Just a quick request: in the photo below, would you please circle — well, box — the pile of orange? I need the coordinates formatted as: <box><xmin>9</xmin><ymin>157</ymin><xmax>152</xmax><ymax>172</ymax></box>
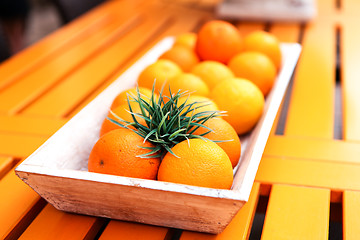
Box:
<box><xmin>88</xmin><ymin>20</ymin><xmax>283</xmax><ymax>190</ymax></box>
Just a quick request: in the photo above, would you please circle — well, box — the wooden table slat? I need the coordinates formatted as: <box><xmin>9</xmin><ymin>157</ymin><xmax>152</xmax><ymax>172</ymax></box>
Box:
<box><xmin>237</xmin><ymin>23</ymin><xmax>265</xmax><ymax>36</ymax></box>
<box><xmin>284</xmin><ymin>19</ymin><xmax>336</xmax><ymax>139</ymax></box>
<box><xmin>342</xmin><ymin>18</ymin><xmax>360</xmax><ymax>141</ymax></box>
<box><xmin>0</xmin><ymin>167</ymin><xmax>44</xmax><ymax>239</ymax></box>
<box><xmin>0</xmin><ymin>115</ymin><xmax>66</xmax><ymax>136</ymax></box>
<box><xmin>256</xmin><ymin>156</ymin><xmax>360</xmax><ymax>192</ymax></box>
<box><xmin>20</xmin><ymin>5</ymin><xmax>177</xmax><ymax>118</ymax></box>
<box><xmin>0</xmin><ymin>0</ymin><xmax>130</xmax><ymax>91</ymax></box>
<box><xmin>0</xmin><ymin>9</ymin><xmax>146</xmax><ymax>115</ymax></box>
<box><xmin>0</xmin><ymin>132</ymin><xmax>47</xmax><ymax>158</ymax></box>
<box><xmin>19</xmin><ymin>204</ymin><xmax>103</xmax><ymax>240</ymax></box>
<box><xmin>269</xmin><ymin>23</ymin><xmax>301</xmax><ymax>43</ymax></box>
<box><xmin>99</xmin><ymin>220</ymin><xmax>169</xmax><ymax>240</ymax></box>
<box><xmin>343</xmin><ymin>190</ymin><xmax>360</xmax><ymax>240</ymax></box>
<box><xmin>261</xmin><ymin>184</ymin><xmax>330</xmax><ymax>240</ymax></box>
<box><xmin>67</xmin><ymin>5</ymin><xmax>206</xmax><ymax>117</ymax></box>
<box><xmin>342</xmin><ymin>0</ymin><xmax>360</xmax><ymax>17</ymax></box>
<box><xmin>316</xmin><ymin>0</ymin><xmax>338</xmax><ymax>16</ymax></box>
<box><xmin>264</xmin><ymin>135</ymin><xmax>360</xmax><ymax>164</ymax></box>
<box><xmin>0</xmin><ymin>156</ymin><xmax>15</xmax><ymax>180</ymax></box>
<box><xmin>268</xmin><ymin>23</ymin><xmax>301</xmax><ymax>136</ymax></box>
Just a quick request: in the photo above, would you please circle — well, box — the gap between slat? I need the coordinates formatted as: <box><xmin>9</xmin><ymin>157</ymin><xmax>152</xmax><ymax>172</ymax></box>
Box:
<box><xmin>336</xmin><ymin>0</ymin><xmax>342</xmax><ymax>10</ymax></box>
<box><xmin>87</xmin><ymin>218</ymin><xmax>110</xmax><ymax>240</ymax></box>
<box><xmin>264</xmin><ymin>22</ymin><xmax>271</xmax><ymax>32</ymax></box>
<box><xmin>329</xmin><ymin>200</ymin><xmax>343</xmax><ymax>240</ymax></box>
<box><xmin>166</xmin><ymin>229</ymin><xmax>183</xmax><ymax>240</ymax></box>
<box><xmin>275</xmin><ymin>24</ymin><xmax>305</xmax><ymax>135</ymax></box>
<box><xmin>0</xmin><ymin>157</ymin><xmax>19</xmax><ymax>180</ymax></box>
<box><xmin>334</xmin><ymin>26</ymin><xmax>343</xmax><ymax>140</ymax></box>
<box><xmin>249</xmin><ymin>185</ymin><xmax>271</xmax><ymax>240</ymax></box>
<box><xmin>4</xmin><ymin>198</ymin><xmax>47</xmax><ymax>240</ymax></box>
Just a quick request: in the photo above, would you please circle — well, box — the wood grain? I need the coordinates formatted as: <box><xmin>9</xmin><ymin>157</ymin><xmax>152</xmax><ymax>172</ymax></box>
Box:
<box><xmin>343</xmin><ymin>190</ymin><xmax>360</xmax><ymax>240</ymax></box>
<box><xmin>180</xmin><ymin>183</ymin><xmax>260</xmax><ymax>240</ymax></box>
<box><xmin>284</xmin><ymin>19</ymin><xmax>335</xmax><ymax>138</ymax></box>
<box><xmin>264</xmin><ymin>135</ymin><xmax>360</xmax><ymax>164</ymax></box>
<box><xmin>0</xmin><ymin>115</ymin><xmax>66</xmax><ymax>136</ymax></box>
<box><xmin>19</xmin><ymin>204</ymin><xmax>103</xmax><ymax>240</ymax></box>
<box><xmin>0</xmin><ymin>133</ymin><xmax>47</xmax><ymax>158</ymax></box>
<box><xmin>261</xmin><ymin>184</ymin><xmax>330</xmax><ymax>239</ymax></box>
<box><xmin>16</xmin><ymin>170</ymin><xmax>244</xmax><ymax>234</ymax></box>
<box><xmin>342</xmin><ymin>17</ymin><xmax>360</xmax><ymax>141</ymax></box>
<box><xmin>99</xmin><ymin>220</ymin><xmax>168</xmax><ymax>240</ymax></box>
<box><xmin>0</xmin><ymin>167</ymin><xmax>44</xmax><ymax>239</ymax></box>
<box><xmin>256</xmin><ymin>156</ymin><xmax>360</xmax><ymax>192</ymax></box>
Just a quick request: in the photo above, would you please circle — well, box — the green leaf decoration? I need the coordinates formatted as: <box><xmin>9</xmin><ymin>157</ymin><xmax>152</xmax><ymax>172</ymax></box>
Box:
<box><xmin>108</xmin><ymin>83</ymin><xmax>226</xmax><ymax>158</ymax></box>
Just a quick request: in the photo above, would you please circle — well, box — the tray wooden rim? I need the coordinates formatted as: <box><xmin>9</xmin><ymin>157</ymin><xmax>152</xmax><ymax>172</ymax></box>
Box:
<box><xmin>15</xmin><ymin>37</ymin><xmax>301</xmax><ymax>203</ymax></box>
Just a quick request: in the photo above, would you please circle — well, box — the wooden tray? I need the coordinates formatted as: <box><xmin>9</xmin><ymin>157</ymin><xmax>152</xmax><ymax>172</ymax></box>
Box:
<box><xmin>15</xmin><ymin>37</ymin><xmax>301</xmax><ymax>234</ymax></box>
<box><xmin>217</xmin><ymin>0</ymin><xmax>317</xmax><ymax>22</ymax></box>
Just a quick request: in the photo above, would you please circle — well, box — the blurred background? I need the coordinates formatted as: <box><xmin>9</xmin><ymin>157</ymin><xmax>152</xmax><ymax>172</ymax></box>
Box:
<box><xmin>0</xmin><ymin>0</ymin><xmax>104</xmax><ymax>62</ymax></box>
<box><xmin>0</xmin><ymin>0</ymin><xmax>316</xmax><ymax>63</ymax></box>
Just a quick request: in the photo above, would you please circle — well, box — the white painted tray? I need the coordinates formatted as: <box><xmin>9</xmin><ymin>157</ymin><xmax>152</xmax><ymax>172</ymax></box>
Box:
<box><xmin>15</xmin><ymin>37</ymin><xmax>301</xmax><ymax>234</ymax></box>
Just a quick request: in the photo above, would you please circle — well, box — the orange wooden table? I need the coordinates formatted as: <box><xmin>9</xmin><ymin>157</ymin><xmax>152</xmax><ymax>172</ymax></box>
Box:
<box><xmin>1</xmin><ymin>0</ymin><xmax>359</xmax><ymax>239</ymax></box>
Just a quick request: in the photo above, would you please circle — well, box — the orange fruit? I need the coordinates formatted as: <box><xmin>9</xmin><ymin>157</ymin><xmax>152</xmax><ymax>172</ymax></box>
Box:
<box><xmin>228</xmin><ymin>52</ymin><xmax>276</xmax><ymax>96</ymax></box>
<box><xmin>157</xmin><ymin>139</ymin><xmax>233</xmax><ymax>189</ymax></box>
<box><xmin>243</xmin><ymin>30</ymin><xmax>282</xmax><ymax>69</ymax></box>
<box><xmin>193</xmin><ymin>118</ymin><xmax>241</xmax><ymax>168</ymax></box>
<box><xmin>191</xmin><ymin>61</ymin><xmax>234</xmax><ymax>89</ymax></box>
<box><xmin>174</xmin><ymin>32</ymin><xmax>197</xmax><ymax>49</ymax></box>
<box><xmin>163</xmin><ymin>73</ymin><xmax>209</xmax><ymax>98</ymax></box>
<box><xmin>211</xmin><ymin>78</ymin><xmax>264</xmax><ymax>135</ymax></box>
<box><xmin>88</xmin><ymin>129</ymin><xmax>161</xmax><ymax>179</ymax></box>
<box><xmin>100</xmin><ymin>103</ymin><xmax>146</xmax><ymax>136</ymax></box>
<box><xmin>110</xmin><ymin>87</ymin><xmax>154</xmax><ymax>110</ymax></box>
<box><xmin>159</xmin><ymin>45</ymin><xmax>199</xmax><ymax>72</ymax></box>
<box><xmin>195</xmin><ymin>20</ymin><xmax>242</xmax><ymax>63</ymax></box>
<box><xmin>178</xmin><ymin>95</ymin><xmax>219</xmax><ymax>116</ymax></box>
<box><xmin>137</xmin><ymin>59</ymin><xmax>182</xmax><ymax>94</ymax></box>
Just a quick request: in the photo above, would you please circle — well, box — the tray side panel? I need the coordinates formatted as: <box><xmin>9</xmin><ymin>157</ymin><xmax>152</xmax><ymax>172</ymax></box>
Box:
<box><xmin>17</xmin><ymin>171</ymin><xmax>244</xmax><ymax>234</ymax></box>
<box><xmin>16</xmin><ymin>37</ymin><xmax>174</xmax><ymax>171</ymax></box>
<box><xmin>232</xmin><ymin>44</ymin><xmax>302</xmax><ymax>198</ymax></box>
